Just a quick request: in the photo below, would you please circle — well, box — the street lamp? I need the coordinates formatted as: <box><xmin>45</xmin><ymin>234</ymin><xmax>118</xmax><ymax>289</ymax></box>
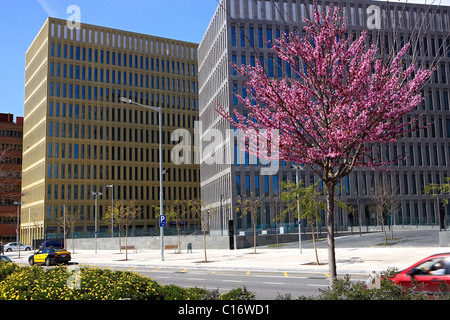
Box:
<box><xmin>292</xmin><ymin>165</ymin><xmax>303</xmax><ymax>254</ymax></box>
<box><xmin>120</xmin><ymin>97</ymin><xmax>165</xmax><ymax>261</ymax></box>
<box><xmin>90</xmin><ymin>192</ymin><xmax>102</xmax><ymax>254</ymax></box>
<box><xmin>13</xmin><ymin>201</ymin><xmax>24</xmax><ymax>258</ymax></box>
<box><xmin>106</xmin><ymin>185</ymin><xmax>114</xmax><ymax>238</ymax></box>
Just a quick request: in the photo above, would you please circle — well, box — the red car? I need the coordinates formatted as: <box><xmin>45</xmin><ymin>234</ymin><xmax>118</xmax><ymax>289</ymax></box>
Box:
<box><xmin>390</xmin><ymin>253</ymin><xmax>450</xmax><ymax>293</ymax></box>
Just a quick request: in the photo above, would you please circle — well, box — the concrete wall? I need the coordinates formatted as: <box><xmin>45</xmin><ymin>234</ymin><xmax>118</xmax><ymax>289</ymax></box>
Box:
<box><xmin>66</xmin><ymin>235</ymin><xmax>230</xmax><ymax>252</ymax></box>
<box><xmin>67</xmin><ymin>232</ymin><xmax>321</xmax><ymax>251</ymax></box>
<box><xmin>439</xmin><ymin>231</ymin><xmax>449</xmax><ymax>247</ymax></box>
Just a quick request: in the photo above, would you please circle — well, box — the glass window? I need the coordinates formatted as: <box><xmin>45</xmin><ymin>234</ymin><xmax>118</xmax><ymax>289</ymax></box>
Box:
<box><xmin>236</xmin><ymin>174</ymin><xmax>241</xmax><ymax>196</ymax></box>
<box><xmin>260</xmin><ymin>176</ymin><xmax>268</xmax><ymax>196</ymax></box>
<box><xmin>245</xmin><ymin>174</ymin><xmax>250</xmax><ymax>196</ymax></box>
<box><xmin>268</xmin><ymin>57</ymin><xmax>274</xmax><ymax>77</ymax></box>
<box><xmin>231</xmin><ymin>26</ymin><xmax>236</xmax><ymax>47</ymax></box>
<box><xmin>258</xmin><ymin>28</ymin><xmax>263</xmax><ymax>48</ymax></box>
<box><xmin>266</xmin><ymin>28</ymin><xmax>272</xmax><ymax>48</ymax></box>
<box><xmin>273</xmin><ymin>175</ymin><xmax>279</xmax><ymax>195</ymax></box>
<box><xmin>414</xmin><ymin>257</ymin><xmax>450</xmax><ymax>275</ymax></box>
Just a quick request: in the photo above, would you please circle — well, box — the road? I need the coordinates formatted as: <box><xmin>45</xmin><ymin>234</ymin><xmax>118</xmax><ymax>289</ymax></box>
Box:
<box><xmin>10</xmin><ymin>228</ymin><xmax>440</xmax><ymax>299</ymax></box>
<box><xmin>113</xmin><ymin>228</ymin><xmax>440</xmax><ymax>299</ymax></box>
<box><xmin>122</xmin><ymin>266</ymin><xmax>365</xmax><ymax>299</ymax></box>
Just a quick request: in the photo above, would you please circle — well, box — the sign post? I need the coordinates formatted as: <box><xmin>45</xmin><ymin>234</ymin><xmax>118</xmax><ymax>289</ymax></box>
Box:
<box><xmin>159</xmin><ymin>215</ymin><xmax>166</xmax><ymax>261</ymax></box>
<box><xmin>159</xmin><ymin>215</ymin><xmax>167</xmax><ymax>228</ymax></box>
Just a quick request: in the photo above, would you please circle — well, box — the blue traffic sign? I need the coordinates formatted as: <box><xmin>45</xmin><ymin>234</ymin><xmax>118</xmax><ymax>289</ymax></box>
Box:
<box><xmin>159</xmin><ymin>215</ymin><xmax>167</xmax><ymax>228</ymax></box>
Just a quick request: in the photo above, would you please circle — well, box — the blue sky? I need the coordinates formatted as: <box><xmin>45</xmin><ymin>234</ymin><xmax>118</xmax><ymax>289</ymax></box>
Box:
<box><xmin>0</xmin><ymin>0</ymin><xmax>219</xmax><ymax>118</ymax></box>
<box><xmin>1</xmin><ymin>0</ymin><xmax>449</xmax><ymax>119</ymax></box>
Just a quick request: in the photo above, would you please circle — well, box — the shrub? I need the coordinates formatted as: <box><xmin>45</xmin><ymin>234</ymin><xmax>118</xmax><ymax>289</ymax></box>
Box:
<box><xmin>220</xmin><ymin>286</ymin><xmax>256</xmax><ymax>300</ymax></box>
<box><xmin>158</xmin><ymin>284</ymin><xmax>211</xmax><ymax>300</ymax></box>
<box><xmin>279</xmin><ymin>269</ymin><xmax>450</xmax><ymax>300</ymax></box>
<box><xmin>0</xmin><ymin>262</ymin><xmax>20</xmax><ymax>282</ymax></box>
<box><xmin>0</xmin><ymin>264</ymin><xmax>162</xmax><ymax>300</ymax></box>
<box><xmin>0</xmin><ymin>263</ymin><xmax>256</xmax><ymax>300</ymax></box>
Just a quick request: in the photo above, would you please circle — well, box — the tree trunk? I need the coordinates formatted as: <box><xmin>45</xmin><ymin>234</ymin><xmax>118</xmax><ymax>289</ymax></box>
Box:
<box><xmin>390</xmin><ymin>208</ymin><xmax>394</xmax><ymax>240</ymax></box>
<box><xmin>310</xmin><ymin>220</ymin><xmax>320</xmax><ymax>265</ymax></box>
<box><xmin>177</xmin><ymin>225</ymin><xmax>181</xmax><ymax>254</ymax></box>
<box><xmin>125</xmin><ymin>226</ymin><xmax>128</xmax><ymax>261</ymax></box>
<box><xmin>203</xmin><ymin>229</ymin><xmax>207</xmax><ymax>263</ymax></box>
<box><xmin>253</xmin><ymin>218</ymin><xmax>257</xmax><ymax>254</ymax></box>
<box><xmin>118</xmin><ymin>225</ymin><xmax>122</xmax><ymax>254</ymax></box>
<box><xmin>326</xmin><ymin>182</ymin><xmax>337</xmax><ymax>285</ymax></box>
<box><xmin>382</xmin><ymin>221</ymin><xmax>387</xmax><ymax>245</ymax></box>
<box><xmin>276</xmin><ymin>220</ymin><xmax>279</xmax><ymax>246</ymax></box>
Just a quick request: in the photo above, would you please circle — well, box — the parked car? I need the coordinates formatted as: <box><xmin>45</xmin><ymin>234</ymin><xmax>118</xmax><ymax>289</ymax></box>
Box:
<box><xmin>0</xmin><ymin>255</ymin><xmax>13</xmax><ymax>263</ymax></box>
<box><xmin>39</xmin><ymin>240</ymin><xmax>64</xmax><ymax>249</ymax></box>
<box><xmin>29</xmin><ymin>248</ymin><xmax>71</xmax><ymax>266</ymax></box>
<box><xmin>4</xmin><ymin>242</ymin><xmax>32</xmax><ymax>252</ymax></box>
<box><xmin>389</xmin><ymin>253</ymin><xmax>450</xmax><ymax>293</ymax></box>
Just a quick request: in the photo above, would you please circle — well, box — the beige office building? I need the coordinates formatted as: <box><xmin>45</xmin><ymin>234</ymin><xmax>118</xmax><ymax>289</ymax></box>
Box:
<box><xmin>22</xmin><ymin>18</ymin><xmax>200</xmax><ymax>244</ymax></box>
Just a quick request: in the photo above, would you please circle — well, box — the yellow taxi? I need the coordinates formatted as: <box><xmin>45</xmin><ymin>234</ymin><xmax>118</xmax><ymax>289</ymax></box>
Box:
<box><xmin>28</xmin><ymin>248</ymin><xmax>71</xmax><ymax>266</ymax></box>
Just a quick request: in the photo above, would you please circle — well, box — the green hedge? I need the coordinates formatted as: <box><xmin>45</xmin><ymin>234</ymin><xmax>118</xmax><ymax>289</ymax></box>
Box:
<box><xmin>0</xmin><ymin>262</ymin><xmax>255</xmax><ymax>300</ymax></box>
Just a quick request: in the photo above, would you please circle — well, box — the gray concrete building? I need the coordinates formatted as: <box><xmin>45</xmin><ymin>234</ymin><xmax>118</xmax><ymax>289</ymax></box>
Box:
<box><xmin>198</xmin><ymin>0</ymin><xmax>450</xmax><ymax>245</ymax></box>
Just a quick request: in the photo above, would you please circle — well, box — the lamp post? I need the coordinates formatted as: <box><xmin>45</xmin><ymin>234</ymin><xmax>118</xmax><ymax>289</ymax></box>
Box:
<box><xmin>106</xmin><ymin>185</ymin><xmax>114</xmax><ymax>238</ymax></box>
<box><xmin>355</xmin><ymin>191</ymin><xmax>362</xmax><ymax>236</ymax></box>
<box><xmin>90</xmin><ymin>192</ymin><xmax>102</xmax><ymax>254</ymax></box>
<box><xmin>291</xmin><ymin>165</ymin><xmax>303</xmax><ymax>254</ymax></box>
<box><xmin>120</xmin><ymin>97</ymin><xmax>164</xmax><ymax>261</ymax></box>
<box><xmin>13</xmin><ymin>201</ymin><xmax>24</xmax><ymax>258</ymax></box>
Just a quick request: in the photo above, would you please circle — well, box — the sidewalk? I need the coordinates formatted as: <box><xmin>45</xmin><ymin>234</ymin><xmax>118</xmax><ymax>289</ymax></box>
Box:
<box><xmin>8</xmin><ymin>229</ymin><xmax>449</xmax><ymax>275</ymax></box>
<box><xmin>9</xmin><ymin>246</ymin><xmax>448</xmax><ymax>275</ymax></box>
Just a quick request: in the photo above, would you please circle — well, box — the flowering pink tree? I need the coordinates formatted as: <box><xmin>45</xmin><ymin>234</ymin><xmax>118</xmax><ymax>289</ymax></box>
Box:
<box><xmin>219</xmin><ymin>6</ymin><xmax>431</xmax><ymax>284</ymax></box>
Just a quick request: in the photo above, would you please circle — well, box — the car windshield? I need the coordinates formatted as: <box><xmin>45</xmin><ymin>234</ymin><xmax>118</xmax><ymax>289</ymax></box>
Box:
<box><xmin>415</xmin><ymin>257</ymin><xmax>450</xmax><ymax>274</ymax></box>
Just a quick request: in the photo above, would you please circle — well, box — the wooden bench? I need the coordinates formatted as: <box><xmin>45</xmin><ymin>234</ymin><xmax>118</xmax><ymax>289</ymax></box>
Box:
<box><xmin>164</xmin><ymin>244</ymin><xmax>179</xmax><ymax>252</ymax></box>
<box><xmin>120</xmin><ymin>245</ymin><xmax>137</xmax><ymax>253</ymax></box>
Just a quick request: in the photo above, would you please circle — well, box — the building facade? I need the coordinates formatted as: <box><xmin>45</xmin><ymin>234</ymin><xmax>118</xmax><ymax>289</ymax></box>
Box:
<box><xmin>0</xmin><ymin>114</ymin><xmax>23</xmax><ymax>242</ymax></box>
<box><xmin>198</xmin><ymin>0</ymin><xmax>450</xmax><ymax>238</ymax></box>
<box><xmin>22</xmin><ymin>18</ymin><xmax>200</xmax><ymax>244</ymax></box>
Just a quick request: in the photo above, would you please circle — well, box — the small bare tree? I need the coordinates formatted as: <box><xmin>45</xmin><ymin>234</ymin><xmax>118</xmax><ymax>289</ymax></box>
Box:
<box><xmin>104</xmin><ymin>200</ymin><xmax>139</xmax><ymax>258</ymax></box>
<box><xmin>236</xmin><ymin>194</ymin><xmax>262</xmax><ymax>254</ymax></box>
<box><xmin>187</xmin><ymin>198</ymin><xmax>203</xmax><ymax>234</ymax></box>
<box><xmin>281</xmin><ymin>180</ymin><xmax>324</xmax><ymax>265</ymax></box>
<box><xmin>200</xmin><ymin>204</ymin><xmax>215</xmax><ymax>263</ymax></box>
<box><xmin>57</xmin><ymin>206</ymin><xmax>69</xmax><ymax>250</ymax></box>
<box><xmin>120</xmin><ymin>201</ymin><xmax>140</xmax><ymax>261</ymax></box>
<box><xmin>369</xmin><ymin>175</ymin><xmax>399</xmax><ymax>245</ymax></box>
<box><xmin>271</xmin><ymin>193</ymin><xmax>285</xmax><ymax>246</ymax></box>
<box><xmin>57</xmin><ymin>206</ymin><xmax>79</xmax><ymax>253</ymax></box>
<box><xmin>165</xmin><ymin>200</ymin><xmax>184</xmax><ymax>254</ymax></box>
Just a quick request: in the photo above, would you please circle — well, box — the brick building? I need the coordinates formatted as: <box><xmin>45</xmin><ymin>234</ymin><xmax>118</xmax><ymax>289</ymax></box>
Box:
<box><xmin>0</xmin><ymin>114</ymin><xmax>23</xmax><ymax>242</ymax></box>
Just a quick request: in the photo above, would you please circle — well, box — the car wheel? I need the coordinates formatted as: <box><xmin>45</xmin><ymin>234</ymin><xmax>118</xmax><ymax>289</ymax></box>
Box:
<box><xmin>45</xmin><ymin>257</ymin><xmax>51</xmax><ymax>266</ymax></box>
<box><xmin>6</xmin><ymin>248</ymin><xmax>11</xmax><ymax>252</ymax></box>
<box><xmin>29</xmin><ymin>258</ymin><xmax>34</xmax><ymax>266</ymax></box>
<box><xmin>25</xmin><ymin>247</ymin><xmax>31</xmax><ymax>251</ymax></box>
